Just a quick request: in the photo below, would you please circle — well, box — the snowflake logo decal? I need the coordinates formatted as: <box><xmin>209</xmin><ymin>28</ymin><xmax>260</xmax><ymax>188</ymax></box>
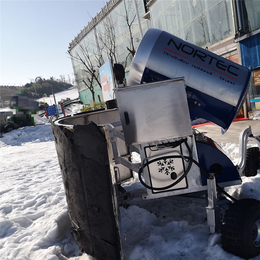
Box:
<box><xmin>157</xmin><ymin>159</ymin><xmax>175</xmax><ymax>175</ymax></box>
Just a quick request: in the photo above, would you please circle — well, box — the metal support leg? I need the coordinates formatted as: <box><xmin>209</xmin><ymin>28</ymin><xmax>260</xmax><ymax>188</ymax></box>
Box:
<box><xmin>206</xmin><ymin>174</ymin><xmax>217</xmax><ymax>234</ymax></box>
<box><xmin>237</xmin><ymin>126</ymin><xmax>252</xmax><ymax>173</ymax></box>
<box><xmin>104</xmin><ymin>124</ymin><xmax>141</xmax><ymax>173</ymax></box>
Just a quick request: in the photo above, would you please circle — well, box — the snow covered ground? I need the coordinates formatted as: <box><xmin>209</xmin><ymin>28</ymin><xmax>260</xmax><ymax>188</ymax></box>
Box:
<box><xmin>37</xmin><ymin>87</ymin><xmax>79</xmax><ymax>106</ymax></box>
<box><xmin>37</xmin><ymin>87</ymin><xmax>83</xmax><ymax>118</ymax></box>
<box><xmin>0</xmin><ymin>120</ymin><xmax>82</xmax><ymax>260</ymax></box>
<box><xmin>1</xmin><ymin>111</ymin><xmax>260</xmax><ymax>259</ymax></box>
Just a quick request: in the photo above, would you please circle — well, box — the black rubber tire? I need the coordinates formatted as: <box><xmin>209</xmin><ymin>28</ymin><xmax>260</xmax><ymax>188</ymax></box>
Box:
<box><xmin>3</xmin><ymin>125</ymin><xmax>13</xmax><ymax>133</ymax></box>
<box><xmin>52</xmin><ymin>122</ymin><xmax>122</xmax><ymax>260</ymax></box>
<box><xmin>222</xmin><ymin>199</ymin><xmax>260</xmax><ymax>259</ymax></box>
<box><xmin>243</xmin><ymin>147</ymin><xmax>260</xmax><ymax>177</ymax></box>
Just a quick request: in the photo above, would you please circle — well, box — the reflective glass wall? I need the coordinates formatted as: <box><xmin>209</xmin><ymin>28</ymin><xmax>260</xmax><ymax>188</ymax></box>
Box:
<box><xmin>150</xmin><ymin>0</ymin><xmax>235</xmax><ymax>48</ymax></box>
<box><xmin>70</xmin><ymin>0</ymin><xmax>237</xmax><ymax>103</ymax></box>
<box><xmin>69</xmin><ymin>0</ymin><xmax>148</xmax><ymax>98</ymax></box>
<box><xmin>234</xmin><ymin>0</ymin><xmax>260</xmax><ymax>36</ymax></box>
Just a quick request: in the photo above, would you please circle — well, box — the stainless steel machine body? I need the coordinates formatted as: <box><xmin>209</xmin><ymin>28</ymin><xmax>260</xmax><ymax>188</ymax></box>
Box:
<box><xmin>115</xmin><ymin>78</ymin><xmax>192</xmax><ymax>145</ymax></box>
<box><xmin>113</xmin><ymin>79</ymin><xmax>242</xmax><ymax>199</ymax></box>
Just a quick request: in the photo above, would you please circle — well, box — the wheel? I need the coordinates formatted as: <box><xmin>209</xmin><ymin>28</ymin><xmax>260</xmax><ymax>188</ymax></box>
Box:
<box><xmin>221</xmin><ymin>199</ymin><xmax>260</xmax><ymax>259</ymax></box>
<box><xmin>243</xmin><ymin>147</ymin><xmax>260</xmax><ymax>177</ymax></box>
<box><xmin>52</xmin><ymin>122</ymin><xmax>122</xmax><ymax>259</ymax></box>
<box><xmin>3</xmin><ymin>125</ymin><xmax>13</xmax><ymax>133</ymax></box>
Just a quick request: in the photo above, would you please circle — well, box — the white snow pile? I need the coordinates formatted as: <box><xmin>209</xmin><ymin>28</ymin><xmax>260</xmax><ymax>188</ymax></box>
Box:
<box><xmin>37</xmin><ymin>87</ymin><xmax>83</xmax><ymax>118</ymax></box>
<box><xmin>250</xmin><ymin>112</ymin><xmax>260</xmax><ymax>120</ymax></box>
<box><xmin>37</xmin><ymin>87</ymin><xmax>79</xmax><ymax>106</ymax></box>
<box><xmin>0</xmin><ymin>122</ymin><xmax>82</xmax><ymax>260</ymax></box>
<box><xmin>1</xmin><ymin>120</ymin><xmax>260</xmax><ymax>260</ymax></box>
<box><xmin>64</xmin><ymin>103</ymin><xmax>83</xmax><ymax>116</ymax></box>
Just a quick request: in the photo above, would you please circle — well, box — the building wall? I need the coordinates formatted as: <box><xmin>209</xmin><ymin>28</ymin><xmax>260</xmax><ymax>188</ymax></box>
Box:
<box><xmin>69</xmin><ymin>0</ymin><xmax>260</xmax><ymax>113</ymax></box>
<box><xmin>69</xmin><ymin>0</ymin><xmax>148</xmax><ymax>104</ymax></box>
<box><xmin>69</xmin><ymin>0</ymin><xmax>238</xmax><ymax>105</ymax></box>
<box><xmin>233</xmin><ymin>0</ymin><xmax>260</xmax><ymax>112</ymax></box>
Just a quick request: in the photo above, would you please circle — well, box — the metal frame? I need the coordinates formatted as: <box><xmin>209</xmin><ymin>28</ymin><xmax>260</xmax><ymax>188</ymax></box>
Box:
<box><xmin>105</xmin><ymin>124</ymin><xmax>141</xmax><ymax>173</ymax></box>
<box><xmin>103</xmin><ymin>122</ymin><xmax>260</xmax><ymax>235</ymax></box>
<box><xmin>207</xmin><ymin>175</ymin><xmax>218</xmax><ymax>234</ymax></box>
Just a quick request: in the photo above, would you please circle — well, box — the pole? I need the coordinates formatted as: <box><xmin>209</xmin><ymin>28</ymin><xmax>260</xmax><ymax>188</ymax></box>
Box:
<box><xmin>44</xmin><ymin>107</ymin><xmax>49</xmax><ymax>119</ymax></box>
<box><xmin>61</xmin><ymin>103</ymin><xmax>66</xmax><ymax>117</ymax></box>
<box><xmin>52</xmin><ymin>88</ymin><xmax>59</xmax><ymax>117</ymax></box>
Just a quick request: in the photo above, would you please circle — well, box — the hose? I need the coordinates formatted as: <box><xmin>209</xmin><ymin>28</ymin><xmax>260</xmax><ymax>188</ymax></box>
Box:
<box><xmin>138</xmin><ymin>140</ymin><xmax>192</xmax><ymax>191</ymax></box>
<box><xmin>138</xmin><ymin>140</ymin><xmax>237</xmax><ymax>201</ymax></box>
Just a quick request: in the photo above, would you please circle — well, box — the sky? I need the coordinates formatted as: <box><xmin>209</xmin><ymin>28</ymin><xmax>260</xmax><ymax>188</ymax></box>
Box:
<box><xmin>0</xmin><ymin>0</ymin><xmax>107</xmax><ymax>86</ymax></box>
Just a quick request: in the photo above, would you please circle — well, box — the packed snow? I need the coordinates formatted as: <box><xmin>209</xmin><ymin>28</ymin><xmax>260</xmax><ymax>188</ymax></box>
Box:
<box><xmin>36</xmin><ymin>87</ymin><xmax>83</xmax><ymax>118</ymax></box>
<box><xmin>251</xmin><ymin>112</ymin><xmax>260</xmax><ymax>120</ymax></box>
<box><xmin>1</xmin><ymin>111</ymin><xmax>260</xmax><ymax>259</ymax></box>
<box><xmin>37</xmin><ymin>87</ymin><xmax>79</xmax><ymax>106</ymax></box>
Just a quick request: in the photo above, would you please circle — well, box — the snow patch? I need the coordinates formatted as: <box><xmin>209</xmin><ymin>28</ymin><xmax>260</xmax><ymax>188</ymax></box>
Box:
<box><xmin>0</xmin><ymin>115</ymin><xmax>260</xmax><ymax>259</ymax></box>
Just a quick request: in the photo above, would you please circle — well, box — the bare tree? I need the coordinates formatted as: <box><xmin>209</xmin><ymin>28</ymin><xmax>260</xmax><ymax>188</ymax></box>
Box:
<box><xmin>189</xmin><ymin>0</ymin><xmax>210</xmax><ymax>45</ymax></box>
<box><xmin>67</xmin><ymin>74</ymin><xmax>71</xmax><ymax>84</ymax></box>
<box><xmin>68</xmin><ymin>0</ymin><xmax>139</xmax><ymax>102</ymax></box>
<box><xmin>122</xmin><ymin>0</ymin><xmax>136</xmax><ymax>57</ymax></box>
<box><xmin>97</xmin><ymin>0</ymin><xmax>137</xmax><ymax>69</ymax></box>
<box><xmin>74</xmin><ymin>71</ymin><xmax>96</xmax><ymax>102</ymax></box>
<box><xmin>68</xmin><ymin>40</ymin><xmax>103</xmax><ymax>102</ymax></box>
<box><xmin>59</xmin><ymin>75</ymin><xmax>66</xmax><ymax>83</ymax></box>
<box><xmin>97</xmin><ymin>15</ymin><xmax>118</xmax><ymax>65</ymax></box>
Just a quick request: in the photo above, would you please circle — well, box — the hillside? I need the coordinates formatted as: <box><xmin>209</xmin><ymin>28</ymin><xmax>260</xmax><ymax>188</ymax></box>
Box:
<box><xmin>0</xmin><ymin>86</ymin><xmax>19</xmax><ymax>104</ymax></box>
<box><xmin>21</xmin><ymin>79</ymin><xmax>73</xmax><ymax>99</ymax></box>
<box><xmin>0</xmin><ymin>80</ymin><xmax>73</xmax><ymax>104</ymax></box>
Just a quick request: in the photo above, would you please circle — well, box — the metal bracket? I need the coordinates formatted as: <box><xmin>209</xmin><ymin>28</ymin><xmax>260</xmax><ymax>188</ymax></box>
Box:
<box><xmin>249</xmin><ymin>135</ymin><xmax>260</xmax><ymax>148</ymax></box>
<box><xmin>105</xmin><ymin>124</ymin><xmax>141</xmax><ymax>173</ymax></box>
<box><xmin>206</xmin><ymin>174</ymin><xmax>217</xmax><ymax>234</ymax></box>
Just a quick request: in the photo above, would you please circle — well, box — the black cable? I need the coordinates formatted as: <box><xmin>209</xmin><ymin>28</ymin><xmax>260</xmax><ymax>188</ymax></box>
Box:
<box><xmin>190</xmin><ymin>160</ymin><xmax>237</xmax><ymax>202</ymax></box>
<box><xmin>138</xmin><ymin>142</ymin><xmax>237</xmax><ymax>202</ymax></box>
<box><xmin>216</xmin><ymin>185</ymin><xmax>237</xmax><ymax>202</ymax></box>
<box><xmin>138</xmin><ymin>140</ymin><xmax>192</xmax><ymax>191</ymax></box>
<box><xmin>149</xmin><ymin>138</ymin><xmax>187</xmax><ymax>151</ymax></box>
<box><xmin>185</xmin><ymin>158</ymin><xmax>237</xmax><ymax>202</ymax></box>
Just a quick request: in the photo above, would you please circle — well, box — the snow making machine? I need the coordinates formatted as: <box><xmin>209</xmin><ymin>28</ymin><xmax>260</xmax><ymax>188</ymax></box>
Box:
<box><xmin>109</xmin><ymin>28</ymin><xmax>260</xmax><ymax>259</ymax></box>
<box><xmin>52</xmin><ymin>28</ymin><xmax>260</xmax><ymax>260</ymax></box>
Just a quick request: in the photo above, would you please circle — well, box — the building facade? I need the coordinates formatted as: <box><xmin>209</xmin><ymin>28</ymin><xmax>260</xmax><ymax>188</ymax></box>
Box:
<box><xmin>69</xmin><ymin>0</ymin><xmax>260</xmax><ymax>114</ymax></box>
<box><xmin>234</xmin><ymin>0</ymin><xmax>260</xmax><ymax>112</ymax></box>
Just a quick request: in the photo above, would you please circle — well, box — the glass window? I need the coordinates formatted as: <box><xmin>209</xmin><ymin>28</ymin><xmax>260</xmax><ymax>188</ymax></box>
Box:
<box><xmin>70</xmin><ymin>0</ymin><xmax>148</xmax><ymax>97</ymax></box>
<box><xmin>245</xmin><ymin>0</ymin><xmax>260</xmax><ymax>32</ymax></box>
<box><xmin>181</xmin><ymin>23</ymin><xmax>195</xmax><ymax>43</ymax></box>
<box><xmin>235</xmin><ymin>0</ymin><xmax>260</xmax><ymax>35</ymax></box>
<box><xmin>150</xmin><ymin>0</ymin><xmax>234</xmax><ymax>47</ymax></box>
<box><xmin>188</xmin><ymin>0</ymin><xmax>207</xmax><ymax>21</ymax></box>
<box><xmin>207</xmin><ymin>0</ymin><xmax>234</xmax><ymax>44</ymax></box>
<box><xmin>164</xmin><ymin>1</ymin><xmax>181</xmax><ymax>35</ymax></box>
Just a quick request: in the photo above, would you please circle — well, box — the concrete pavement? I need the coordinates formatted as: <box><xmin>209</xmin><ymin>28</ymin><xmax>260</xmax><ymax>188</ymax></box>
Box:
<box><xmin>194</xmin><ymin>119</ymin><xmax>260</xmax><ymax>144</ymax></box>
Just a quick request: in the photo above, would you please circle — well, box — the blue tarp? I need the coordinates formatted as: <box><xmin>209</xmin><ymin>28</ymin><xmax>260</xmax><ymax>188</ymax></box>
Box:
<box><xmin>240</xmin><ymin>33</ymin><xmax>260</xmax><ymax>68</ymax></box>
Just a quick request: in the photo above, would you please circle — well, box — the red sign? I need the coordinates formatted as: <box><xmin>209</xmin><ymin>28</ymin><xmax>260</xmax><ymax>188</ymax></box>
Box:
<box><xmin>103</xmin><ymin>83</ymin><xmax>110</xmax><ymax>91</ymax></box>
<box><xmin>101</xmin><ymin>74</ymin><xmax>108</xmax><ymax>84</ymax></box>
